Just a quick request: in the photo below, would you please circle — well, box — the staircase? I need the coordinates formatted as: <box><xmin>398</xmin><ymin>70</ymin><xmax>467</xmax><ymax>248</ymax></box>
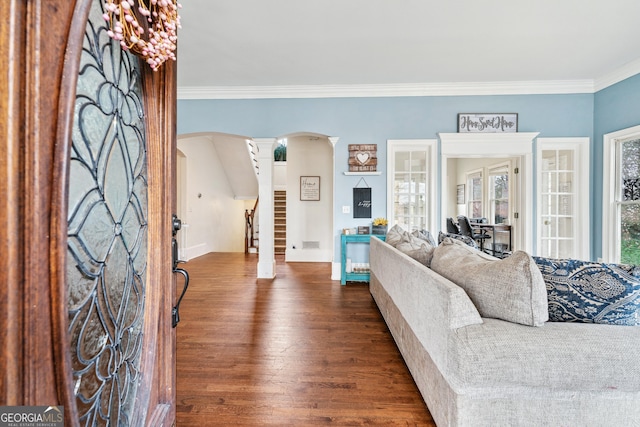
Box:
<box><xmin>274</xmin><ymin>191</ymin><xmax>286</xmax><ymax>255</ymax></box>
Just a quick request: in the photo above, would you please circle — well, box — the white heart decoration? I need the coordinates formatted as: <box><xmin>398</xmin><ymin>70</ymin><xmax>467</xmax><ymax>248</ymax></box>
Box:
<box><xmin>356</xmin><ymin>152</ymin><xmax>370</xmax><ymax>165</ymax></box>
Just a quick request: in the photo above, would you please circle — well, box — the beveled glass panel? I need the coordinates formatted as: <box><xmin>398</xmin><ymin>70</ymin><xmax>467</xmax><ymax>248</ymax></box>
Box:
<box><xmin>558</xmin><ymin>172</ymin><xmax>573</xmax><ymax>193</ymax></box>
<box><xmin>558</xmin><ymin>239</ymin><xmax>574</xmax><ymax>259</ymax></box>
<box><xmin>557</xmin><ymin>150</ymin><xmax>574</xmax><ymax>170</ymax></box>
<box><xmin>410</xmin><ymin>151</ymin><xmax>427</xmax><ymax>172</ymax></box>
<box><xmin>67</xmin><ymin>0</ymin><xmax>147</xmax><ymax>425</ymax></box>
<box><xmin>395</xmin><ymin>152</ymin><xmax>410</xmax><ymax>171</ymax></box>
<box><xmin>557</xmin><ymin>217</ymin><xmax>573</xmax><ymax>238</ymax></box>
<box><xmin>541</xmin><ymin>218</ymin><xmax>552</xmax><ymax>238</ymax></box>
<box><xmin>558</xmin><ymin>195</ymin><xmax>573</xmax><ymax>216</ymax></box>
<box><xmin>541</xmin><ymin>151</ymin><xmax>556</xmax><ymax>171</ymax></box>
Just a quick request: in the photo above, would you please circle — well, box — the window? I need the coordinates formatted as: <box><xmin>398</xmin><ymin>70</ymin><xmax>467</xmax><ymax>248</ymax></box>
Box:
<box><xmin>617</xmin><ymin>138</ymin><xmax>640</xmax><ymax>264</ymax></box>
<box><xmin>603</xmin><ymin>127</ymin><xmax>640</xmax><ymax>263</ymax></box>
<box><xmin>466</xmin><ymin>170</ymin><xmax>483</xmax><ymax>219</ymax></box>
<box><xmin>387</xmin><ymin>140</ymin><xmax>437</xmax><ymax>233</ymax></box>
<box><xmin>488</xmin><ymin>164</ymin><xmax>510</xmax><ymax>224</ymax></box>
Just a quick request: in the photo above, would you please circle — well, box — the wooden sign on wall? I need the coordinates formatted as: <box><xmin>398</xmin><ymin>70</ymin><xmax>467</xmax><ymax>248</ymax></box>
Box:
<box><xmin>348</xmin><ymin>144</ymin><xmax>377</xmax><ymax>172</ymax></box>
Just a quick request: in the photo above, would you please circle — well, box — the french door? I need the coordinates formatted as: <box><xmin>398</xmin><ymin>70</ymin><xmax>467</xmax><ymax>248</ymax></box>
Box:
<box><xmin>536</xmin><ymin>138</ymin><xmax>590</xmax><ymax>260</ymax></box>
<box><xmin>1</xmin><ymin>1</ymin><xmax>177</xmax><ymax>426</ymax></box>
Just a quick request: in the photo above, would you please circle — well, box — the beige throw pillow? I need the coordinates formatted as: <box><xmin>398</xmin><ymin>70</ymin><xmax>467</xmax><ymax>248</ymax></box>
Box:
<box><xmin>395</xmin><ymin>239</ymin><xmax>435</xmax><ymax>267</ymax></box>
<box><xmin>431</xmin><ymin>238</ymin><xmax>548</xmax><ymax>327</ymax></box>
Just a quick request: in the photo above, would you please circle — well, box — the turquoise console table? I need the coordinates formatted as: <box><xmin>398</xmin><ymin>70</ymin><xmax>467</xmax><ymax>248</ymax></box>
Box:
<box><xmin>340</xmin><ymin>234</ymin><xmax>386</xmax><ymax>285</ymax></box>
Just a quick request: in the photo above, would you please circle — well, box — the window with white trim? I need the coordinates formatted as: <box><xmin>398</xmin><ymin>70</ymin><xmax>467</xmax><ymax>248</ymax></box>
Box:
<box><xmin>466</xmin><ymin>169</ymin><xmax>483</xmax><ymax>219</ymax></box>
<box><xmin>616</xmin><ymin>138</ymin><xmax>640</xmax><ymax>264</ymax></box>
<box><xmin>488</xmin><ymin>163</ymin><xmax>510</xmax><ymax>224</ymax></box>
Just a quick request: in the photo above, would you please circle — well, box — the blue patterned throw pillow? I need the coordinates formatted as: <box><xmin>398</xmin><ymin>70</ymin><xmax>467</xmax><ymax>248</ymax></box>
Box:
<box><xmin>532</xmin><ymin>257</ymin><xmax>640</xmax><ymax>326</ymax></box>
<box><xmin>438</xmin><ymin>231</ymin><xmax>477</xmax><ymax>249</ymax></box>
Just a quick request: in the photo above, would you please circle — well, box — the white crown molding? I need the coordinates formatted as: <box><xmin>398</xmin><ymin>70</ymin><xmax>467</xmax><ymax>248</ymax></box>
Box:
<box><xmin>594</xmin><ymin>58</ymin><xmax>640</xmax><ymax>92</ymax></box>
<box><xmin>178</xmin><ymin>60</ymin><xmax>640</xmax><ymax>100</ymax></box>
<box><xmin>177</xmin><ymin>80</ymin><xmax>595</xmax><ymax>100</ymax></box>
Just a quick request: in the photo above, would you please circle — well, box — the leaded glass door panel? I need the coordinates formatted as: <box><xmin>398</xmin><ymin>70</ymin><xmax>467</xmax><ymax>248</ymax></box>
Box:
<box><xmin>0</xmin><ymin>0</ymin><xmax>178</xmax><ymax>425</ymax></box>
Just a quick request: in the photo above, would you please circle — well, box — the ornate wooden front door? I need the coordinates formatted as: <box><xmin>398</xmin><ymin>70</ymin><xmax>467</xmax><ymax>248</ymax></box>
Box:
<box><xmin>1</xmin><ymin>1</ymin><xmax>177</xmax><ymax>426</ymax></box>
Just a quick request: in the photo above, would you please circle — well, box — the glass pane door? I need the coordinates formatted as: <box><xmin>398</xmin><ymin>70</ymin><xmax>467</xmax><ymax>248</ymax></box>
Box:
<box><xmin>539</xmin><ymin>149</ymin><xmax>575</xmax><ymax>258</ymax></box>
<box><xmin>393</xmin><ymin>150</ymin><xmax>428</xmax><ymax>231</ymax></box>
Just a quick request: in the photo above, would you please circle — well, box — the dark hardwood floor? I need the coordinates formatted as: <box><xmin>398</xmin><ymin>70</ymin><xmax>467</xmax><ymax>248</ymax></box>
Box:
<box><xmin>176</xmin><ymin>253</ymin><xmax>436</xmax><ymax>426</ymax></box>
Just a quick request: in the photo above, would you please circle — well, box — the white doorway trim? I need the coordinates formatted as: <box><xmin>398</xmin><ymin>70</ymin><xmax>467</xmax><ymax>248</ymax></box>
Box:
<box><xmin>439</xmin><ymin>132</ymin><xmax>539</xmax><ymax>254</ymax></box>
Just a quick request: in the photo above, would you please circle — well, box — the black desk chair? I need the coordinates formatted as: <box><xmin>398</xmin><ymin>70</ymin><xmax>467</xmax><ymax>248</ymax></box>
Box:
<box><xmin>446</xmin><ymin>217</ymin><xmax>460</xmax><ymax>234</ymax></box>
<box><xmin>457</xmin><ymin>215</ymin><xmax>491</xmax><ymax>252</ymax></box>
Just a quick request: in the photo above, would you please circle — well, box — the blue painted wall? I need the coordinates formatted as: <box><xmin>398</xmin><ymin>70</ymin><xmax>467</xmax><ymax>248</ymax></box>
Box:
<box><xmin>178</xmin><ymin>92</ymin><xmax>598</xmax><ymax>259</ymax></box>
<box><xmin>593</xmin><ymin>74</ymin><xmax>640</xmax><ymax>259</ymax></box>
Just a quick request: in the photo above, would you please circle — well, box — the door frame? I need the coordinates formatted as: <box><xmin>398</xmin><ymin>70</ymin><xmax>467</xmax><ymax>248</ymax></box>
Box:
<box><xmin>0</xmin><ymin>1</ymin><xmax>177</xmax><ymax>425</ymax></box>
<box><xmin>439</xmin><ymin>132</ymin><xmax>539</xmax><ymax>254</ymax></box>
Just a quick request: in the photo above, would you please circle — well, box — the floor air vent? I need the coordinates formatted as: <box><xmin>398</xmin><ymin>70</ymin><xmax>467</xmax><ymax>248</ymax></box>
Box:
<box><xmin>302</xmin><ymin>241</ymin><xmax>320</xmax><ymax>249</ymax></box>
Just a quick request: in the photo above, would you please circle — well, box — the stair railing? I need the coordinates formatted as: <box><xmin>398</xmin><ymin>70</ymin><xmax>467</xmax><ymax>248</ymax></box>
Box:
<box><xmin>245</xmin><ymin>197</ymin><xmax>259</xmax><ymax>253</ymax></box>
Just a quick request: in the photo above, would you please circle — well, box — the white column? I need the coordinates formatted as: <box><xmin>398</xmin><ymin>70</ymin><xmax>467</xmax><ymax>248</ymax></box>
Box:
<box><xmin>254</xmin><ymin>138</ymin><xmax>277</xmax><ymax>279</ymax></box>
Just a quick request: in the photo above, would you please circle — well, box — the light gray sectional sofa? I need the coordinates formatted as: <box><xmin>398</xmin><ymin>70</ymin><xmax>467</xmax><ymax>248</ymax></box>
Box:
<box><xmin>369</xmin><ymin>236</ymin><xmax>640</xmax><ymax>427</ymax></box>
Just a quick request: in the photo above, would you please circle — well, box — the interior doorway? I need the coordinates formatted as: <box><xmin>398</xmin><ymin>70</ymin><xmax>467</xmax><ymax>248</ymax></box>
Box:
<box><xmin>439</xmin><ymin>132</ymin><xmax>539</xmax><ymax>254</ymax></box>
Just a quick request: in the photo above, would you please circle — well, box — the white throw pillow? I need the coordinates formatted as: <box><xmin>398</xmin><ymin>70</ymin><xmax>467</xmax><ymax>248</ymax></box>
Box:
<box><xmin>431</xmin><ymin>238</ymin><xmax>548</xmax><ymax>327</ymax></box>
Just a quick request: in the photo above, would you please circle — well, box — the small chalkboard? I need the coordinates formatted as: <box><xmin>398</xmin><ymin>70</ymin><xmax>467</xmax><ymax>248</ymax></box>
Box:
<box><xmin>353</xmin><ymin>187</ymin><xmax>372</xmax><ymax>218</ymax></box>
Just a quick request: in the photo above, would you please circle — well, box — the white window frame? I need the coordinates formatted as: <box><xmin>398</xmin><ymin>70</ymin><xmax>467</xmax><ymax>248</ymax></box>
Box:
<box><xmin>465</xmin><ymin>168</ymin><xmax>483</xmax><ymax>219</ymax></box>
<box><xmin>487</xmin><ymin>161</ymin><xmax>512</xmax><ymax>224</ymax></box>
<box><xmin>536</xmin><ymin>137</ymin><xmax>590</xmax><ymax>260</ymax></box>
<box><xmin>386</xmin><ymin>139</ymin><xmax>437</xmax><ymax>233</ymax></box>
<box><xmin>602</xmin><ymin>125</ymin><xmax>640</xmax><ymax>262</ymax></box>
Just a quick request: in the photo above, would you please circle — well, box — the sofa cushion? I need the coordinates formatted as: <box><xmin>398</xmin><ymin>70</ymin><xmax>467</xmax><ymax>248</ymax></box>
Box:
<box><xmin>412</xmin><ymin>229</ymin><xmax>437</xmax><ymax>247</ymax></box>
<box><xmin>385</xmin><ymin>224</ymin><xmax>408</xmax><ymax>247</ymax></box>
<box><xmin>396</xmin><ymin>239</ymin><xmax>436</xmax><ymax>267</ymax></box>
<box><xmin>437</xmin><ymin>231</ymin><xmax>477</xmax><ymax>249</ymax></box>
<box><xmin>533</xmin><ymin>257</ymin><xmax>640</xmax><ymax>326</ymax></box>
<box><xmin>431</xmin><ymin>239</ymin><xmax>548</xmax><ymax>326</ymax></box>
<box><xmin>450</xmin><ymin>317</ymin><xmax>640</xmax><ymax>391</ymax></box>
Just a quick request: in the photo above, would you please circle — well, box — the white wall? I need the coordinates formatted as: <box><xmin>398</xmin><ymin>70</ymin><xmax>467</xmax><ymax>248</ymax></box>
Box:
<box><xmin>177</xmin><ymin>135</ymin><xmax>247</xmax><ymax>259</ymax></box>
<box><xmin>285</xmin><ymin>136</ymin><xmax>333</xmax><ymax>262</ymax></box>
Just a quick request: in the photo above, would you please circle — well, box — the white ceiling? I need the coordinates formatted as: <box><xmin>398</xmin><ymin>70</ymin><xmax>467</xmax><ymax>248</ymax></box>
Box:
<box><xmin>176</xmin><ymin>1</ymin><xmax>640</xmax><ymax>97</ymax></box>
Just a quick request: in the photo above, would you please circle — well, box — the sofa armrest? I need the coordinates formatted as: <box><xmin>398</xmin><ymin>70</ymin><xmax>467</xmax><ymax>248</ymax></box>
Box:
<box><xmin>370</xmin><ymin>237</ymin><xmax>482</xmax><ymax>370</ymax></box>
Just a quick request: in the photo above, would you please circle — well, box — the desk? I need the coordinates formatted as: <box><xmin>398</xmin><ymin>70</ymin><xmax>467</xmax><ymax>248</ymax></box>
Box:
<box><xmin>474</xmin><ymin>224</ymin><xmax>512</xmax><ymax>257</ymax></box>
<box><xmin>340</xmin><ymin>234</ymin><xmax>386</xmax><ymax>285</ymax></box>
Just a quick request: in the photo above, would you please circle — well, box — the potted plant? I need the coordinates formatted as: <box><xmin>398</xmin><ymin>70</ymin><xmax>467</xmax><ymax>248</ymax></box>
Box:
<box><xmin>372</xmin><ymin>217</ymin><xmax>388</xmax><ymax>235</ymax></box>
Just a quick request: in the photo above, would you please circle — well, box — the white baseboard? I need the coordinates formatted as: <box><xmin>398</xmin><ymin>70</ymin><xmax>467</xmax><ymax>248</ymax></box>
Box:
<box><xmin>331</xmin><ymin>262</ymin><xmax>341</xmax><ymax>281</ymax></box>
<box><xmin>183</xmin><ymin>243</ymin><xmax>208</xmax><ymax>261</ymax></box>
<box><xmin>285</xmin><ymin>249</ymin><xmax>333</xmax><ymax>262</ymax></box>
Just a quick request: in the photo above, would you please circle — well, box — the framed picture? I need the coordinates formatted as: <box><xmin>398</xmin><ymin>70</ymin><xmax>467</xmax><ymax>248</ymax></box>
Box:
<box><xmin>300</xmin><ymin>176</ymin><xmax>320</xmax><ymax>201</ymax></box>
<box><xmin>456</xmin><ymin>184</ymin><xmax>465</xmax><ymax>205</ymax></box>
<box><xmin>458</xmin><ymin>113</ymin><xmax>518</xmax><ymax>133</ymax></box>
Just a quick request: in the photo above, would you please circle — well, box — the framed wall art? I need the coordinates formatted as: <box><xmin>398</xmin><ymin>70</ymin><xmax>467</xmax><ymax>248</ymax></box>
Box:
<box><xmin>300</xmin><ymin>176</ymin><xmax>320</xmax><ymax>201</ymax></box>
<box><xmin>456</xmin><ymin>184</ymin><xmax>465</xmax><ymax>205</ymax></box>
